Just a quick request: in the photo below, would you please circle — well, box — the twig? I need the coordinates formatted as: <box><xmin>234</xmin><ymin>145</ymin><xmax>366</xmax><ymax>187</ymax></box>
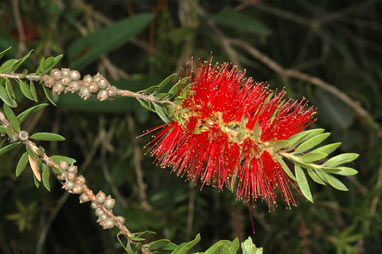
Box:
<box><xmin>0</xmin><ymin>112</ymin><xmax>133</xmax><ymax>238</ymax></box>
<box><xmin>12</xmin><ymin>0</ymin><xmax>26</xmax><ymax>57</ymax></box>
<box><xmin>227</xmin><ymin>39</ymin><xmax>378</xmax><ymax>129</ymax></box>
<box><xmin>127</xmin><ymin>115</ymin><xmax>151</xmax><ymax>211</ymax></box>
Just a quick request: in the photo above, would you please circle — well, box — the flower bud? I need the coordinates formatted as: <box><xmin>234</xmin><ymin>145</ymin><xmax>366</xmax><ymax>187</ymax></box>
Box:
<box><xmin>83</xmin><ymin>74</ymin><xmax>93</xmax><ymax>83</ymax></box>
<box><xmin>52</xmin><ymin>83</ymin><xmax>64</xmax><ymax>95</ymax></box>
<box><xmin>107</xmin><ymin>86</ymin><xmax>117</xmax><ymax>98</ymax></box>
<box><xmin>89</xmin><ymin>82</ymin><xmax>99</xmax><ymax>93</ymax></box>
<box><xmin>61</xmin><ymin>68</ymin><xmax>70</xmax><ymax>77</ymax></box>
<box><xmin>95</xmin><ymin>207</ymin><xmax>104</xmax><ymax>217</ymax></box>
<box><xmin>68</xmin><ymin>165</ymin><xmax>78</xmax><ymax>174</ymax></box>
<box><xmin>116</xmin><ymin>216</ymin><xmax>125</xmax><ymax>224</ymax></box>
<box><xmin>70</xmin><ymin>70</ymin><xmax>81</xmax><ymax>81</ymax></box>
<box><xmin>97</xmin><ymin>78</ymin><xmax>108</xmax><ymax>90</ymax></box>
<box><xmin>72</xmin><ymin>183</ymin><xmax>84</xmax><ymax>194</ymax></box>
<box><xmin>18</xmin><ymin>131</ymin><xmax>29</xmax><ymax>141</ymax></box>
<box><xmin>95</xmin><ymin>191</ymin><xmax>106</xmax><ymax>204</ymax></box>
<box><xmin>63</xmin><ymin>181</ymin><xmax>74</xmax><ymax>191</ymax></box>
<box><xmin>60</xmin><ymin>77</ymin><xmax>71</xmax><ymax>86</ymax></box>
<box><xmin>59</xmin><ymin>161</ymin><xmax>69</xmax><ymax>171</ymax></box>
<box><xmin>57</xmin><ymin>172</ymin><xmax>67</xmax><ymax>181</ymax></box>
<box><xmin>51</xmin><ymin>69</ymin><xmax>61</xmax><ymax>80</ymax></box>
<box><xmin>68</xmin><ymin>81</ymin><xmax>81</xmax><ymax>93</ymax></box>
<box><xmin>104</xmin><ymin>196</ymin><xmax>115</xmax><ymax>209</ymax></box>
<box><xmin>97</xmin><ymin>90</ymin><xmax>108</xmax><ymax>101</ymax></box>
<box><xmin>43</xmin><ymin>75</ymin><xmax>55</xmax><ymax>88</ymax></box>
<box><xmin>76</xmin><ymin>175</ymin><xmax>86</xmax><ymax>184</ymax></box>
<box><xmin>79</xmin><ymin>86</ymin><xmax>91</xmax><ymax>100</ymax></box>
<box><xmin>79</xmin><ymin>193</ymin><xmax>90</xmax><ymax>203</ymax></box>
<box><xmin>91</xmin><ymin>202</ymin><xmax>98</xmax><ymax>209</ymax></box>
<box><xmin>103</xmin><ymin>218</ymin><xmax>115</xmax><ymax>229</ymax></box>
<box><xmin>66</xmin><ymin>171</ymin><xmax>77</xmax><ymax>182</ymax></box>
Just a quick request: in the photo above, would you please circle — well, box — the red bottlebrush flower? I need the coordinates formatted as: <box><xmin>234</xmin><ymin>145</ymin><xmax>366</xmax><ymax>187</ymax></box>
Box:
<box><xmin>145</xmin><ymin>59</ymin><xmax>316</xmax><ymax>208</ymax></box>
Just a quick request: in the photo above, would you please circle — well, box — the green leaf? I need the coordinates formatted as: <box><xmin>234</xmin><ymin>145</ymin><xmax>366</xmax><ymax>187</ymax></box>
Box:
<box><xmin>42</xmin><ymin>83</ymin><xmax>56</xmax><ymax>106</ymax></box>
<box><xmin>3</xmin><ymin>103</ymin><xmax>21</xmax><ymax>132</ymax></box>
<box><xmin>322</xmin><ymin>172</ymin><xmax>348</xmax><ymax>191</ymax></box>
<box><xmin>323</xmin><ymin>153</ymin><xmax>359</xmax><ymax>168</ymax></box>
<box><xmin>153</xmin><ymin>103</ymin><xmax>170</xmax><ymax>123</ymax></box>
<box><xmin>0</xmin><ymin>47</ymin><xmax>11</xmax><ymax>60</ymax></box>
<box><xmin>294</xmin><ymin>133</ymin><xmax>331</xmax><ymax>154</ymax></box>
<box><xmin>0</xmin><ymin>59</ymin><xmax>17</xmax><ymax>73</ymax></box>
<box><xmin>33</xmin><ymin>174</ymin><xmax>40</xmax><ymax>188</ymax></box>
<box><xmin>140</xmin><ymin>73</ymin><xmax>177</xmax><ymax>94</ymax></box>
<box><xmin>311</xmin><ymin>142</ymin><xmax>341</xmax><ymax>154</ymax></box>
<box><xmin>295</xmin><ymin>165</ymin><xmax>313</xmax><ymax>203</ymax></box>
<box><xmin>204</xmin><ymin>239</ymin><xmax>240</xmax><ymax>254</ymax></box>
<box><xmin>5</xmin><ymin>79</ymin><xmax>15</xmax><ymax>99</ymax></box>
<box><xmin>286</xmin><ymin>128</ymin><xmax>324</xmax><ymax>149</ymax></box>
<box><xmin>168</xmin><ymin>77</ymin><xmax>190</xmax><ymax>97</ymax></box>
<box><xmin>0</xmin><ymin>81</ymin><xmax>17</xmax><ymax>107</ymax></box>
<box><xmin>16</xmin><ymin>152</ymin><xmax>28</xmax><ymax>177</ymax></box>
<box><xmin>275</xmin><ymin>155</ymin><xmax>296</xmax><ymax>181</ymax></box>
<box><xmin>211</xmin><ymin>8</ymin><xmax>271</xmax><ymax>37</ymax></box>
<box><xmin>16</xmin><ymin>79</ymin><xmax>34</xmax><ymax>100</ymax></box>
<box><xmin>36</xmin><ymin>54</ymin><xmax>63</xmax><ymax>74</ymax></box>
<box><xmin>17</xmin><ymin>103</ymin><xmax>49</xmax><ymax>124</ymax></box>
<box><xmin>42</xmin><ymin>163</ymin><xmax>51</xmax><ymax>191</ymax></box>
<box><xmin>0</xmin><ymin>125</ymin><xmax>6</xmax><ymax>134</ymax></box>
<box><xmin>68</xmin><ymin>14</ymin><xmax>153</xmax><ymax>69</ymax></box>
<box><xmin>0</xmin><ymin>142</ymin><xmax>21</xmax><ymax>156</ymax></box>
<box><xmin>30</xmin><ymin>132</ymin><xmax>65</xmax><ymax>141</ymax></box>
<box><xmin>50</xmin><ymin>155</ymin><xmax>76</xmax><ymax>165</ymax></box>
<box><xmin>9</xmin><ymin>50</ymin><xmax>33</xmax><ymax>72</ymax></box>
<box><xmin>307</xmin><ymin>168</ymin><xmax>326</xmax><ymax>185</ymax></box>
<box><xmin>331</xmin><ymin>167</ymin><xmax>358</xmax><ymax>176</ymax></box>
<box><xmin>171</xmin><ymin>234</ymin><xmax>201</xmax><ymax>254</ymax></box>
<box><xmin>29</xmin><ymin>81</ymin><xmax>38</xmax><ymax>102</ymax></box>
<box><xmin>300</xmin><ymin>152</ymin><xmax>328</xmax><ymax>163</ymax></box>
<box><xmin>146</xmin><ymin>239</ymin><xmax>171</xmax><ymax>250</ymax></box>
<box><xmin>241</xmin><ymin>237</ymin><xmax>263</xmax><ymax>254</ymax></box>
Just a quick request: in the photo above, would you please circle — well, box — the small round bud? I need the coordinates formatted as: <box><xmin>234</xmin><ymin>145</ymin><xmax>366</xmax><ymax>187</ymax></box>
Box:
<box><xmin>107</xmin><ymin>86</ymin><xmax>117</xmax><ymax>98</ymax></box>
<box><xmin>95</xmin><ymin>191</ymin><xmax>106</xmax><ymax>204</ymax></box>
<box><xmin>79</xmin><ymin>86</ymin><xmax>91</xmax><ymax>100</ymax></box>
<box><xmin>76</xmin><ymin>175</ymin><xmax>86</xmax><ymax>184</ymax></box>
<box><xmin>116</xmin><ymin>216</ymin><xmax>125</xmax><ymax>224</ymax></box>
<box><xmin>70</xmin><ymin>70</ymin><xmax>81</xmax><ymax>81</ymax></box>
<box><xmin>95</xmin><ymin>207</ymin><xmax>104</xmax><ymax>217</ymax></box>
<box><xmin>89</xmin><ymin>82</ymin><xmax>99</xmax><ymax>93</ymax></box>
<box><xmin>104</xmin><ymin>196</ymin><xmax>115</xmax><ymax>209</ymax></box>
<box><xmin>99</xmin><ymin>214</ymin><xmax>108</xmax><ymax>221</ymax></box>
<box><xmin>57</xmin><ymin>171</ymin><xmax>67</xmax><ymax>181</ymax></box>
<box><xmin>66</xmin><ymin>171</ymin><xmax>77</xmax><ymax>182</ymax></box>
<box><xmin>83</xmin><ymin>74</ymin><xmax>93</xmax><ymax>83</ymax></box>
<box><xmin>43</xmin><ymin>75</ymin><xmax>55</xmax><ymax>88</ymax></box>
<box><xmin>59</xmin><ymin>161</ymin><xmax>69</xmax><ymax>171</ymax></box>
<box><xmin>68</xmin><ymin>165</ymin><xmax>78</xmax><ymax>174</ymax></box>
<box><xmin>97</xmin><ymin>90</ymin><xmax>108</xmax><ymax>101</ymax></box>
<box><xmin>79</xmin><ymin>193</ymin><xmax>90</xmax><ymax>203</ymax></box>
<box><xmin>91</xmin><ymin>202</ymin><xmax>98</xmax><ymax>209</ymax></box>
<box><xmin>97</xmin><ymin>78</ymin><xmax>108</xmax><ymax>90</ymax></box>
<box><xmin>93</xmin><ymin>73</ymin><xmax>103</xmax><ymax>82</ymax></box>
<box><xmin>103</xmin><ymin>218</ymin><xmax>115</xmax><ymax>229</ymax></box>
<box><xmin>18</xmin><ymin>131</ymin><xmax>29</xmax><ymax>141</ymax></box>
<box><xmin>60</xmin><ymin>77</ymin><xmax>71</xmax><ymax>86</ymax></box>
<box><xmin>72</xmin><ymin>183</ymin><xmax>84</xmax><ymax>194</ymax></box>
<box><xmin>61</xmin><ymin>68</ymin><xmax>70</xmax><ymax>77</ymax></box>
<box><xmin>50</xmin><ymin>69</ymin><xmax>61</xmax><ymax>80</ymax></box>
<box><xmin>52</xmin><ymin>83</ymin><xmax>64</xmax><ymax>95</ymax></box>
<box><xmin>68</xmin><ymin>81</ymin><xmax>81</xmax><ymax>93</ymax></box>
<box><xmin>63</xmin><ymin>181</ymin><xmax>74</xmax><ymax>191</ymax></box>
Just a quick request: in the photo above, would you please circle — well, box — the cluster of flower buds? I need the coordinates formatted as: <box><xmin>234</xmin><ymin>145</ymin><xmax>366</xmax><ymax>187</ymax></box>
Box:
<box><xmin>56</xmin><ymin>160</ymin><xmax>124</xmax><ymax>230</ymax></box>
<box><xmin>42</xmin><ymin>68</ymin><xmax>118</xmax><ymax>101</ymax></box>
<box><xmin>56</xmin><ymin>161</ymin><xmax>85</xmax><ymax>194</ymax></box>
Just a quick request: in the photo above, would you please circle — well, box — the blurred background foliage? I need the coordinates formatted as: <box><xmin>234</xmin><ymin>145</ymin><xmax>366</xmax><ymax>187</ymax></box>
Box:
<box><xmin>0</xmin><ymin>0</ymin><xmax>381</xmax><ymax>253</ymax></box>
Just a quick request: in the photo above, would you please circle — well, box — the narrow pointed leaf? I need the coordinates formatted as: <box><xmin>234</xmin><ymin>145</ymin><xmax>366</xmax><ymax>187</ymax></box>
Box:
<box><xmin>42</xmin><ymin>84</ymin><xmax>56</xmax><ymax>106</ymax></box>
<box><xmin>30</xmin><ymin>132</ymin><xmax>65</xmax><ymax>141</ymax></box>
<box><xmin>153</xmin><ymin>103</ymin><xmax>170</xmax><ymax>123</ymax></box>
<box><xmin>16</xmin><ymin>79</ymin><xmax>34</xmax><ymax>100</ymax></box>
<box><xmin>0</xmin><ymin>126</ymin><xmax>6</xmax><ymax>134</ymax></box>
<box><xmin>5</xmin><ymin>79</ymin><xmax>15</xmax><ymax>99</ymax></box>
<box><xmin>3</xmin><ymin>104</ymin><xmax>20</xmax><ymax>132</ymax></box>
<box><xmin>17</xmin><ymin>103</ymin><xmax>48</xmax><ymax>124</ymax></box>
<box><xmin>42</xmin><ymin>163</ymin><xmax>51</xmax><ymax>191</ymax></box>
<box><xmin>0</xmin><ymin>47</ymin><xmax>11</xmax><ymax>60</ymax></box>
<box><xmin>331</xmin><ymin>167</ymin><xmax>358</xmax><ymax>176</ymax></box>
<box><xmin>9</xmin><ymin>50</ymin><xmax>33</xmax><ymax>72</ymax></box>
<box><xmin>307</xmin><ymin>168</ymin><xmax>326</xmax><ymax>185</ymax></box>
<box><xmin>295</xmin><ymin>165</ymin><xmax>313</xmax><ymax>203</ymax></box>
<box><xmin>312</xmin><ymin>142</ymin><xmax>341</xmax><ymax>154</ymax></box>
<box><xmin>0</xmin><ymin>83</ymin><xmax>17</xmax><ymax>107</ymax></box>
<box><xmin>0</xmin><ymin>142</ymin><xmax>21</xmax><ymax>156</ymax></box>
<box><xmin>323</xmin><ymin>153</ymin><xmax>359</xmax><ymax>168</ymax></box>
<box><xmin>275</xmin><ymin>155</ymin><xmax>296</xmax><ymax>181</ymax></box>
<box><xmin>28</xmin><ymin>154</ymin><xmax>41</xmax><ymax>182</ymax></box>
<box><xmin>50</xmin><ymin>155</ymin><xmax>76</xmax><ymax>165</ymax></box>
<box><xmin>286</xmin><ymin>128</ymin><xmax>324</xmax><ymax>149</ymax></box>
<box><xmin>171</xmin><ymin>234</ymin><xmax>201</xmax><ymax>254</ymax></box>
<box><xmin>322</xmin><ymin>172</ymin><xmax>348</xmax><ymax>191</ymax></box>
<box><xmin>16</xmin><ymin>152</ymin><xmax>28</xmax><ymax>177</ymax></box>
<box><xmin>294</xmin><ymin>133</ymin><xmax>331</xmax><ymax>154</ymax></box>
<box><xmin>300</xmin><ymin>152</ymin><xmax>328</xmax><ymax>163</ymax></box>
<box><xmin>29</xmin><ymin>80</ymin><xmax>38</xmax><ymax>102</ymax></box>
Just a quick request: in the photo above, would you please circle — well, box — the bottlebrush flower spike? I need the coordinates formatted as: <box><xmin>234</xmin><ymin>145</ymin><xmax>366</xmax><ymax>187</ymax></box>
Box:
<box><xmin>143</xmin><ymin>58</ymin><xmax>358</xmax><ymax>208</ymax></box>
